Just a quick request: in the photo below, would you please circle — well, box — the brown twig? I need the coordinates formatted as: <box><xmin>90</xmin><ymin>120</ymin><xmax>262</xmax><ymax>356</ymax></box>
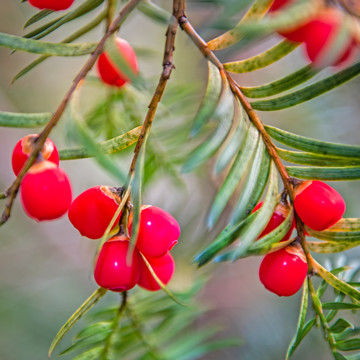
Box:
<box><xmin>178</xmin><ymin>12</ymin><xmax>313</xmax><ymax>270</ymax></box>
<box><xmin>0</xmin><ymin>0</ymin><xmax>141</xmax><ymax>226</ymax></box>
<box><xmin>128</xmin><ymin>0</ymin><xmax>185</xmax><ymax>176</ymax></box>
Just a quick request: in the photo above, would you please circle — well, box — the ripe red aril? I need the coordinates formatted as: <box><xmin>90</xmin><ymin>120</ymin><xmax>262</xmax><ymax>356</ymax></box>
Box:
<box><xmin>28</xmin><ymin>0</ymin><xmax>74</xmax><ymax>10</ymax></box>
<box><xmin>259</xmin><ymin>245</ymin><xmax>308</xmax><ymax>296</ymax></box>
<box><xmin>269</xmin><ymin>0</ymin><xmax>312</xmax><ymax>42</ymax></box>
<box><xmin>94</xmin><ymin>236</ymin><xmax>141</xmax><ymax>292</ymax></box>
<box><xmin>129</xmin><ymin>205</ymin><xmax>180</xmax><ymax>258</ymax></box>
<box><xmin>293</xmin><ymin>180</ymin><xmax>345</xmax><ymax>231</ymax></box>
<box><xmin>271</xmin><ymin>4</ymin><xmax>357</xmax><ymax>66</ymax></box>
<box><xmin>11</xmin><ymin>134</ymin><xmax>59</xmax><ymax>176</ymax></box>
<box><xmin>138</xmin><ymin>252</ymin><xmax>175</xmax><ymax>291</ymax></box>
<box><xmin>96</xmin><ymin>37</ymin><xmax>138</xmax><ymax>87</ymax></box>
<box><xmin>20</xmin><ymin>161</ymin><xmax>72</xmax><ymax>221</ymax></box>
<box><xmin>302</xmin><ymin>9</ymin><xmax>357</xmax><ymax>66</ymax></box>
<box><xmin>68</xmin><ymin>186</ymin><xmax>122</xmax><ymax>239</ymax></box>
<box><xmin>253</xmin><ymin>201</ymin><xmax>294</xmax><ymax>241</ymax></box>
<box><xmin>269</xmin><ymin>0</ymin><xmax>293</xmax><ymax>13</ymax></box>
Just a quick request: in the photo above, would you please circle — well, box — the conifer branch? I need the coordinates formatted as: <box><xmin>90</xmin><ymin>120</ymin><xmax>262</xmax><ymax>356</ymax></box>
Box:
<box><xmin>177</xmin><ymin>10</ymin><xmax>313</xmax><ymax>271</ymax></box>
<box><xmin>0</xmin><ymin>0</ymin><xmax>141</xmax><ymax>226</ymax></box>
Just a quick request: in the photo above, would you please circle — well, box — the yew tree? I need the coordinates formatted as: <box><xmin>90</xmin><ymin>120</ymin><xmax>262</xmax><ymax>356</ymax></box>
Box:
<box><xmin>0</xmin><ymin>0</ymin><xmax>360</xmax><ymax>359</ymax></box>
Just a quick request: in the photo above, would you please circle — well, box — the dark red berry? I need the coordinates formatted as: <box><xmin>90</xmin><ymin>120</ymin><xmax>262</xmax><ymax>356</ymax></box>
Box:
<box><xmin>96</xmin><ymin>37</ymin><xmax>138</xmax><ymax>87</ymax></box>
<box><xmin>28</xmin><ymin>0</ymin><xmax>74</xmax><ymax>10</ymax></box>
<box><xmin>94</xmin><ymin>236</ymin><xmax>141</xmax><ymax>292</ymax></box>
<box><xmin>129</xmin><ymin>205</ymin><xmax>180</xmax><ymax>258</ymax></box>
<box><xmin>20</xmin><ymin>161</ymin><xmax>72</xmax><ymax>221</ymax></box>
<box><xmin>253</xmin><ymin>201</ymin><xmax>294</xmax><ymax>241</ymax></box>
<box><xmin>68</xmin><ymin>186</ymin><xmax>121</xmax><ymax>239</ymax></box>
<box><xmin>259</xmin><ymin>245</ymin><xmax>308</xmax><ymax>296</ymax></box>
<box><xmin>294</xmin><ymin>180</ymin><xmax>345</xmax><ymax>231</ymax></box>
<box><xmin>12</xmin><ymin>134</ymin><xmax>59</xmax><ymax>176</ymax></box>
<box><xmin>138</xmin><ymin>252</ymin><xmax>175</xmax><ymax>291</ymax></box>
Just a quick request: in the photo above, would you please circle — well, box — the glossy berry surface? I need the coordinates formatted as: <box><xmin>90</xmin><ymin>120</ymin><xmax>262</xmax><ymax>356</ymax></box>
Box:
<box><xmin>12</xmin><ymin>134</ymin><xmax>59</xmax><ymax>176</ymax></box>
<box><xmin>253</xmin><ymin>201</ymin><xmax>294</xmax><ymax>241</ymax></box>
<box><xmin>294</xmin><ymin>180</ymin><xmax>345</xmax><ymax>231</ymax></box>
<box><xmin>20</xmin><ymin>161</ymin><xmax>72</xmax><ymax>221</ymax></box>
<box><xmin>96</xmin><ymin>37</ymin><xmax>138</xmax><ymax>87</ymax></box>
<box><xmin>259</xmin><ymin>246</ymin><xmax>308</xmax><ymax>296</ymax></box>
<box><xmin>68</xmin><ymin>186</ymin><xmax>121</xmax><ymax>239</ymax></box>
<box><xmin>28</xmin><ymin>0</ymin><xmax>74</xmax><ymax>10</ymax></box>
<box><xmin>303</xmin><ymin>9</ymin><xmax>356</xmax><ymax>66</ymax></box>
<box><xmin>138</xmin><ymin>252</ymin><xmax>175</xmax><ymax>291</ymax></box>
<box><xmin>130</xmin><ymin>205</ymin><xmax>180</xmax><ymax>258</ymax></box>
<box><xmin>94</xmin><ymin>236</ymin><xmax>141</xmax><ymax>292</ymax></box>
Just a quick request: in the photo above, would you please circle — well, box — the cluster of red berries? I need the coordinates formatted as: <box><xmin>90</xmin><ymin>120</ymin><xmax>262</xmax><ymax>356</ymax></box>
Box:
<box><xmin>28</xmin><ymin>0</ymin><xmax>74</xmax><ymax>11</ymax></box>
<box><xmin>12</xmin><ymin>134</ymin><xmax>72</xmax><ymax>221</ymax></box>
<box><xmin>270</xmin><ymin>0</ymin><xmax>359</xmax><ymax>66</ymax></box>
<box><xmin>11</xmin><ymin>135</ymin><xmax>179</xmax><ymax>292</ymax></box>
<box><xmin>68</xmin><ymin>187</ymin><xmax>180</xmax><ymax>292</ymax></box>
<box><xmin>258</xmin><ymin>180</ymin><xmax>346</xmax><ymax>296</ymax></box>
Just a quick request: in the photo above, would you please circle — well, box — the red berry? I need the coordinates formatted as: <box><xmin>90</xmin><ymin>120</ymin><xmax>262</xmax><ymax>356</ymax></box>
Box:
<box><xmin>96</xmin><ymin>37</ymin><xmax>138</xmax><ymax>87</ymax></box>
<box><xmin>20</xmin><ymin>161</ymin><xmax>72</xmax><ymax>221</ymax></box>
<box><xmin>294</xmin><ymin>180</ymin><xmax>345</xmax><ymax>231</ymax></box>
<box><xmin>303</xmin><ymin>9</ymin><xmax>357</xmax><ymax>66</ymax></box>
<box><xmin>278</xmin><ymin>22</ymin><xmax>314</xmax><ymax>43</ymax></box>
<box><xmin>259</xmin><ymin>245</ymin><xmax>308</xmax><ymax>296</ymax></box>
<box><xmin>28</xmin><ymin>0</ymin><xmax>74</xmax><ymax>10</ymax></box>
<box><xmin>269</xmin><ymin>0</ymin><xmax>316</xmax><ymax>42</ymax></box>
<box><xmin>253</xmin><ymin>201</ymin><xmax>294</xmax><ymax>241</ymax></box>
<box><xmin>94</xmin><ymin>236</ymin><xmax>141</xmax><ymax>292</ymax></box>
<box><xmin>68</xmin><ymin>186</ymin><xmax>122</xmax><ymax>239</ymax></box>
<box><xmin>11</xmin><ymin>134</ymin><xmax>59</xmax><ymax>176</ymax></box>
<box><xmin>138</xmin><ymin>252</ymin><xmax>175</xmax><ymax>291</ymax></box>
<box><xmin>129</xmin><ymin>205</ymin><xmax>180</xmax><ymax>258</ymax></box>
<box><xmin>304</xmin><ymin>8</ymin><xmax>356</xmax><ymax>66</ymax></box>
<box><xmin>269</xmin><ymin>0</ymin><xmax>293</xmax><ymax>12</ymax></box>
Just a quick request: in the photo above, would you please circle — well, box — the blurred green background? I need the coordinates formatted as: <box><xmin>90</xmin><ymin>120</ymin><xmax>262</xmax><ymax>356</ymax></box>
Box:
<box><xmin>0</xmin><ymin>1</ymin><xmax>359</xmax><ymax>359</ymax></box>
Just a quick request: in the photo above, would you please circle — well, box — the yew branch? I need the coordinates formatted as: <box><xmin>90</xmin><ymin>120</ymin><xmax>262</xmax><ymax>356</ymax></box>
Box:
<box><xmin>129</xmin><ymin>0</ymin><xmax>185</xmax><ymax>176</ymax></box>
<box><xmin>178</xmin><ymin>12</ymin><xmax>314</xmax><ymax>271</ymax></box>
<box><xmin>0</xmin><ymin>0</ymin><xmax>141</xmax><ymax>226</ymax></box>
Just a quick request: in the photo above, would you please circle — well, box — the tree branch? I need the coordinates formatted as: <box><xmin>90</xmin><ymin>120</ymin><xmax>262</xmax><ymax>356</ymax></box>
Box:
<box><xmin>178</xmin><ymin>12</ymin><xmax>314</xmax><ymax>271</ymax></box>
<box><xmin>0</xmin><ymin>0</ymin><xmax>141</xmax><ymax>226</ymax></box>
<box><xmin>128</xmin><ymin>0</ymin><xmax>185</xmax><ymax>176</ymax></box>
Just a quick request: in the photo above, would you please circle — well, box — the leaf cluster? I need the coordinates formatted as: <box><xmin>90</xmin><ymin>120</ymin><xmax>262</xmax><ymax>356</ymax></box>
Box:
<box><xmin>55</xmin><ymin>284</ymin><xmax>240</xmax><ymax>360</ymax></box>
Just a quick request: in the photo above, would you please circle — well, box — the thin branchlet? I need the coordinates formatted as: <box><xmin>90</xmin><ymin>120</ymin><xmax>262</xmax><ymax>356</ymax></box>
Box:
<box><xmin>0</xmin><ymin>0</ymin><xmax>142</xmax><ymax>226</ymax></box>
<box><xmin>100</xmin><ymin>291</ymin><xmax>127</xmax><ymax>360</ymax></box>
<box><xmin>177</xmin><ymin>10</ymin><xmax>313</xmax><ymax>271</ymax></box>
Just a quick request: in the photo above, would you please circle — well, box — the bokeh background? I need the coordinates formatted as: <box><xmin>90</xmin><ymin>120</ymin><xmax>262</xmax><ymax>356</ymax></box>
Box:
<box><xmin>0</xmin><ymin>1</ymin><xmax>359</xmax><ymax>359</ymax></box>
